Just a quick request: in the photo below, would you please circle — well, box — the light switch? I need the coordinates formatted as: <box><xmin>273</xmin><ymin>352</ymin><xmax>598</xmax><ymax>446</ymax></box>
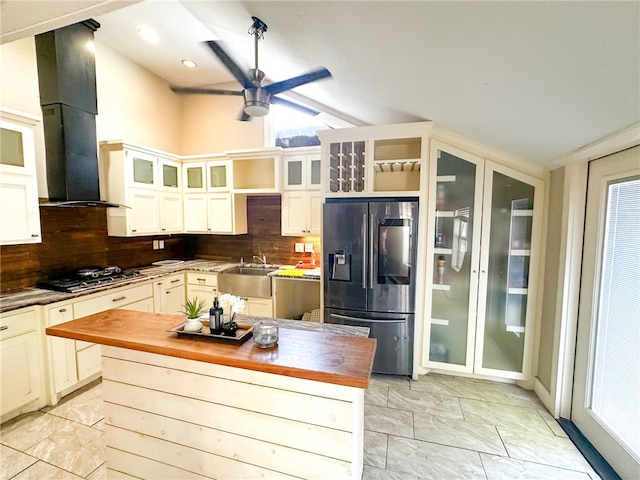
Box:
<box><xmin>304</xmin><ymin>243</ymin><xmax>314</xmax><ymax>253</ymax></box>
<box><xmin>152</xmin><ymin>240</ymin><xmax>159</xmax><ymax>250</ymax></box>
<box><xmin>159</xmin><ymin>240</ymin><xmax>165</xmax><ymax>249</ymax></box>
<box><xmin>295</xmin><ymin>243</ymin><xmax>304</xmax><ymax>253</ymax></box>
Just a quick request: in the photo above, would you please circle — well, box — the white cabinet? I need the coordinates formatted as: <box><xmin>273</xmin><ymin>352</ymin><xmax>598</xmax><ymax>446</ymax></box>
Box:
<box><xmin>0</xmin><ymin>109</ymin><xmax>42</xmax><ymax>245</ymax></box>
<box><xmin>318</xmin><ymin>122</ymin><xmax>432</xmax><ymax>197</ymax></box>
<box><xmin>244</xmin><ymin>296</ymin><xmax>273</xmax><ymax>317</ymax></box>
<box><xmin>182</xmin><ymin>157</ymin><xmax>247</xmax><ymax>235</ymax></box>
<box><xmin>153</xmin><ymin>273</ymin><xmax>185</xmax><ymax>315</ymax></box>
<box><xmin>281</xmin><ymin>148</ymin><xmax>322</xmax><ymax>236</ymax></box>
<box><xmin>227</xmin><ymin>148</ymin><xmax>281</xmax><ymax>194</ymax></box>
<box><xmin>44</xmin><ymin>283</ymin><xmax>154</xmax><ymax>402</ymax></box>
<box><xmin>100</xmin><ymin>141</ymin><xmax>182</xmax><ymax>237</ymax></box>
<box><xmin>422</xmin><ymin>141</ymin><xmax>545</xmax><ymax>380</ymax></box>
<box><xmin>281</xmin><ymin>191</ymin><xmax>322</xmax><ymax>236</ymax></box>
<box><xmin>0</xmin><ymin>307</ymin><xmax>43</xmax><ymax>418</ymax></box>
<box><xmin>46</xmin><ymin>303</ymin><xmax>77</xmax><ymax>394</ymax></box>
<box><xmin>158</xmin><ymin>158</ymin><xmax>183</xmax><ymax>233</ymax></box>
<box><xmin>185</xmin><ymin>272</ymin><xmax>218</xmax><ymax>307</ymax></box>
<box><xmin>283</xmin><ymin>151</ymin><xmax>321</xmax><ymax>190</ymax></box>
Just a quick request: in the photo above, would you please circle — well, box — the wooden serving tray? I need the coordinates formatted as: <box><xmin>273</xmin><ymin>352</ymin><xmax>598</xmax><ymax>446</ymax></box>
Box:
<box><xmin>168</xmin><ymin>321</ymin><xmax>253</xmax><ymax>345</ymax></box>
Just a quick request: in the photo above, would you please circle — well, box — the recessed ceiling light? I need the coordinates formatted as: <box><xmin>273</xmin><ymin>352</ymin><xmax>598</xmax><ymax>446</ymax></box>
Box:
<box><xmin>137</xmin><ymin>27</ymin><xmax>159</xmax><ymax>44</ymax></box>
<box><xmin>181</xmin><ymin>59</ymin><xmax>197</xmax><ymax>68</ymax></box>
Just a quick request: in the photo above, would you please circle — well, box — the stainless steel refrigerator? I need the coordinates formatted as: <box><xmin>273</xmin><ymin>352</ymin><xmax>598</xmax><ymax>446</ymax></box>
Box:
<box><xmin>323</xmin><ymin>199</ymin><xmax>418</xmax><ymax>376</ymax></box>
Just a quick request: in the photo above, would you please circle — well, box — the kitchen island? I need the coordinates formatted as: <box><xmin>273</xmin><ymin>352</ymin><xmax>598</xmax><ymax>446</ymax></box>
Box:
<box><xmin>46</xmin><ymin>309</ymin><xmax>376</xmax><ymax>480</ymax></box>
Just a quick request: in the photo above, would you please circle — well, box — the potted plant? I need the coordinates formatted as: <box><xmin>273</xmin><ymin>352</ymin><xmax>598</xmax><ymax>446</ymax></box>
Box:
<box><xmin>181</xmin><ymin>297</ymin><xmax>207</xmax><ymax>332</ymax></box>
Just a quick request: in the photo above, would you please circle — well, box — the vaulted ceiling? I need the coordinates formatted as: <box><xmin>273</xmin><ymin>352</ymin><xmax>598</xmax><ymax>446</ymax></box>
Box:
<box><xmin>2</xmin><ymin>0</ymin><xmax>639</xmax><ymax>166</ymax></box>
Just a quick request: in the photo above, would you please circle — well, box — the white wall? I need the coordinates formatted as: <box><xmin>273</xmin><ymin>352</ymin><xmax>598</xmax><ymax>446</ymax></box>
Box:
<box><xmin>95</xmin><ymin>42</ymin><xmax>182</xmax><ymax>153</ymax></box>
<box><xmin>0</xmin><ymin>37</ymin><xmax>48</xmax><ymax>197</ymax></box>
<box><xmin>178</xmin><ymin>93</ymin><xmax>266</xmax><ymax>155</ymax></box>
<box><xmin>0</xmin><ymin>35</ymin><xmax>267</xmax><ymax>200</ymax></box>
<box><xmin>536</xmin><ymin>166</ymin><xmax>565</xmax><ymax>391</ymax></box>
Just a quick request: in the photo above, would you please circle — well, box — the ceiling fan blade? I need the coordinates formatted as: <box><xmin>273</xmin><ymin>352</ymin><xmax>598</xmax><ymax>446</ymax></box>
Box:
<box><xmin>264</xmin><ymin>68</ymin><xmax>332</xmax><ymax>95</ymax></box>
<box><xmin>270</xmin><ymin>96</ymin><xmax>320</xmax><ymax>116</ymax></box>
<box><xmin>170</xmin><ymin>86</ymin><xmax>243</xmax><ymax>96</ymax></box>
<box><xmin>204</xmin><ymin>40</ymin><xmax>254</xmax><ymax>90</ymax></box>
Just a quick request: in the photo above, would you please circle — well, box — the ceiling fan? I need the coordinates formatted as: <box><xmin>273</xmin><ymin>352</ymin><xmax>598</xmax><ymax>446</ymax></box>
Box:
<box><xmin>170</xmin><ymin>16</ymin><xmax>332</xmax><ymax>121</ymax></box>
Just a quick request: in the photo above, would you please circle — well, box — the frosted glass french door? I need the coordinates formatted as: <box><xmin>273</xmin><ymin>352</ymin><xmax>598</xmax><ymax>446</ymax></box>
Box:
<box><xmin>572</xmin><ymin>147</ymin><xmax>640</xmax><ymax>479</ymax></box>
<box><xmin>474</xmin><ymin>161</ymin><xmax>544</xmax><ymax>379</ymax></box>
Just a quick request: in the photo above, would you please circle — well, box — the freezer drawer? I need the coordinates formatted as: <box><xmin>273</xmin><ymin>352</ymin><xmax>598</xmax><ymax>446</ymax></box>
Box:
<box><xmin>325</xmin><ymin>308</ymin><xmax>414</xmax><ymax>376</ymax></box>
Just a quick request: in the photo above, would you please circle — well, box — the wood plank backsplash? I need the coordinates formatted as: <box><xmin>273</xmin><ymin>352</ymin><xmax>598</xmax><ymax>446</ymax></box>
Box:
<box><xmin>0</xmin><ymin>196</ymin><xmax>320</xmax><ymax>292</ymax></box>
<box><xmin>186</xmin><ymin>196</ymin><xmax>321</xmax><ymax>266</ymax></box>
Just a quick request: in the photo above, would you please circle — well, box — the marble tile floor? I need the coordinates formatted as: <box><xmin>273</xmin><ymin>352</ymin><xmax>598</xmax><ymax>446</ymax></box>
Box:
<box><xmin>0</xmin><ymin>374</ymin><xmax>600</xmax><ymax>480</ymax></box>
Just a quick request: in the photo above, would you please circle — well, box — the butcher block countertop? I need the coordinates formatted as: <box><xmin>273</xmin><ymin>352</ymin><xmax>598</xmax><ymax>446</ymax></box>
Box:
<box><xmin>46</xmin><ymin>309</ymin><xmax>377</xmax><ymax>389</ymax></box>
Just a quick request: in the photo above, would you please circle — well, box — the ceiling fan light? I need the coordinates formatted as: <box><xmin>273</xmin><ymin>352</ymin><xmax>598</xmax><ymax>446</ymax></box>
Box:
<box><xmin>244</xmin><ymin>102</ymin><xmax>270</xmax><ymax>117</ymax></box>
<box><xmin>243</xmin><ymin>88</ymin><xmax>271</xmax><ymax>117</ymax></box>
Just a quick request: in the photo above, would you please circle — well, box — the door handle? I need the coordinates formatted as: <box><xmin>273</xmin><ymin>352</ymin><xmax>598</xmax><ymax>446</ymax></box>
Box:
<box><xmin>369</xmin><ymin>214</ymin><xmax>375</xmax><ymax>288</ymax></box>
<box><xmin>331</xmin><ymin>313</ymin><xmax>406</xmax><ymax>324</ymax></box>
<box><xmin>362</xmin><ymin>213</ymin><xmax>367</xmax><ymax>289</ymax></box>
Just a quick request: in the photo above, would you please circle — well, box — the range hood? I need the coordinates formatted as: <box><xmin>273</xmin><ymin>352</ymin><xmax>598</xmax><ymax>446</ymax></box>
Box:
<box><xmin>35</xmin><ymin>20</ymin><xmax>122</xmax><ymax>208</ymax></box>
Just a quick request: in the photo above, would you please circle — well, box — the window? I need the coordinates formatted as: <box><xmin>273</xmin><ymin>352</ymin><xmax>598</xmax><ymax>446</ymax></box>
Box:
<box><xmin>270</xmin><ymin>104</ymin><xmax>331</xmax><ymax>148</ymax></box>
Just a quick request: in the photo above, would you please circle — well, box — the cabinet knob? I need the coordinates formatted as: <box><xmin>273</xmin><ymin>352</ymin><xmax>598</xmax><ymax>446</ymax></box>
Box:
<box><xmin>31</xmin><ymin>234</ymin><xmax>39</xmax><ymax>237</ymax></box>
<box><xmin>0</xmin><ymin>325</ymin><xmax>8</xmax><ymax>331</ymax></box>
<box><xmin>59</xmin><ymin>308</ymin><xmax>67</xmax><ymax>313</ymax></box>
<box><xmin>171</xmin><ymin>279</ymin><xmax>180</xmax><ymax>284</ymax></box>
<box><xmin>112</xmin><ymin>296</ymin><xmax>127</xmax><ymax>302</ymax></box>
<box><xmin>132</xmin><ymin>229</ymin><xmax>137</xmax><ymax>233</ymax></box>
<box><xmin>162</xmin><ymin>228</ymin><xmax>166</xmax><ymax>231</ymax></box>
<box><xmin>157</xmin><ymin>282</ymin><xmax>163</xmax><ymax>286</ymax></box>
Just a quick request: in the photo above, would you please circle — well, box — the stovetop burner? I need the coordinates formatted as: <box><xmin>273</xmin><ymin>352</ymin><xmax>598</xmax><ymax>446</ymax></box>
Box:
<box><xmin>37</xmin><ymin>266</ymin><xmax>142</xmax><ymax>293</ymax></box>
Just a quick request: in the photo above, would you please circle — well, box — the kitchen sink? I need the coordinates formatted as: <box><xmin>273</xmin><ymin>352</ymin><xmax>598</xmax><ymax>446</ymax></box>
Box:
<box><xmin>217</xmin><ymin>265</ymin><xmax>279</xmax><ymax>298</ymax></box>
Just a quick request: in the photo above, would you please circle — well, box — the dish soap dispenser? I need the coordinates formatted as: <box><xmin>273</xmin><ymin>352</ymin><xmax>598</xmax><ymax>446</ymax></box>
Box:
<box><xmin>209</xmin><ymin>297</ymin><xmax>223</xmax><ymax>334</ymax></box>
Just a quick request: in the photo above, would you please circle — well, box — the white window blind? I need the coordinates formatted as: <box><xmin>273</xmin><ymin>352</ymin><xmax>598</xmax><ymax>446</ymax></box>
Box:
<box><xmin>590</xmin><ymin>176</ymin><xmax>640</xmax><ymax>458</ymax></box>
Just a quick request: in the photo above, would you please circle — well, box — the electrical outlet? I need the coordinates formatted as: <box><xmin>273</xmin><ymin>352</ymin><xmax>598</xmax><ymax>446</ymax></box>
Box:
<box><xmin>305</xmin><ymin>243</ymin><xmax>314</xmax><ymax>253</ymax></box>
<box><xmin>152</xmin><ymin>240</ymin><xmax>159</xmax><ymax>250</ymax></box>
<box><xmin>295</xmin><ymin>243</ymin><xmax>304</xmax><ymax>253</ymax></box>
<box><xmin>159</xmin><ymin>240</ymin><xmax>165</xmax><ymax>249</ymax></box>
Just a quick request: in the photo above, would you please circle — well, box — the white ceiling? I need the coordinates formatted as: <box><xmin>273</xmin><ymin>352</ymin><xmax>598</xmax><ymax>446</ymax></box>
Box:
<box><xmin>2</xmin><ymin>0</ymin><xmax>639</xmax><ymax>166</ymax></box>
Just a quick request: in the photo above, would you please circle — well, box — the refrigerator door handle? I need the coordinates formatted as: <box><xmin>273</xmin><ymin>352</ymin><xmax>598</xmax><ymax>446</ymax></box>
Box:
<box><xmin>362</xmin><ymin>213</ymin><xmax>368</xmax><ymax>289</ymax></box>
<box><xmin>369</xmin><ymin>214</ymin><xmax>375</xmax><ymax>289</ymax></box>
<box><xmin>331</xmin><ymin>313</ymin><xmax>406</xmax><ymax>324</ymax></box>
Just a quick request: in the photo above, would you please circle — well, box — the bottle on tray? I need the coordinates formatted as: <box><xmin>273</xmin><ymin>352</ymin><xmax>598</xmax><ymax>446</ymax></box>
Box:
<box><xmin>209</xmin><ymin>297</ymin><xmax>223</xmax><ymax>334</ymax></box>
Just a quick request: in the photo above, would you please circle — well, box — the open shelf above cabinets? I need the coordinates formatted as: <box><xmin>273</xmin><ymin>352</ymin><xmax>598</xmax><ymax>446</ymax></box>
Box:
<box><xmin>318</xmin><ymin>122</ymin><xmax>432</xmax><ymax>196</ymax></box>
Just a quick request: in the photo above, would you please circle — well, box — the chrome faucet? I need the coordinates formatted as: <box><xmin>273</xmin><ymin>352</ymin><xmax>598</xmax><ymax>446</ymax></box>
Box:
<box><xmin>252</xmin><ymin>252</ymin><xmax>267</xmax><ymax>265</ymax></box>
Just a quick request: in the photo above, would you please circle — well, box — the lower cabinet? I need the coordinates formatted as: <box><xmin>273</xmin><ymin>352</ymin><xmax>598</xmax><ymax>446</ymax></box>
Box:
<box><xmin>244</xmin><ymin>297</ymin><xmax>274</xmax><ymax>317</ymax></box>
<box><xmin>0</xmin><ymin>308</ymin><xmax>43</xmax><ymax>419</ymax></box>
<box><xmin>153</xmin><ymin>273</ymin><xmax>186</xmax><ymax>315</ymax></box>
<box><xmin>185</xmin><ymin>272</ymin><xmax>218</xmax><ymax>307</ymax></box>
<box><xmin>46</xmin><ymin>283</ymin><xmax>154</xmax><ymax>401</ymax></box>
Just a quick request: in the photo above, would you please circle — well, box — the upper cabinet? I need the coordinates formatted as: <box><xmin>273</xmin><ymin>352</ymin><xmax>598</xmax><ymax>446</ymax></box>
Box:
<box><xmin>227</xmin><ymin>148</ymin><xmax>281</xmax><ymax>194</ymax></box>
<box><xmin>318</xmin><ymin>122</ymin><xmax>432</xmax><ymax>197</ymax></box>
<box><xmin>0</xmin><ymin>108</ymin><xmax>42</xmax><ymax>245</ymax></box>
<box><xmin>100</xmin><ymin>141</ymin><xmax>183</xmax><ymax>237</ymax></box>
<box><xmin>422</xmin><ymin>140</ymin><xmax>545</xmax><ymax>380</ymax></box>
<box><xmin>283</xmin><ymin>150</ymin><xmax>321</xmax><ymax>191</ymax></box>
<box><xmin>281</xmin><ymin>147</ymin><xmax>322</xmax><ymax>236</ymax></box>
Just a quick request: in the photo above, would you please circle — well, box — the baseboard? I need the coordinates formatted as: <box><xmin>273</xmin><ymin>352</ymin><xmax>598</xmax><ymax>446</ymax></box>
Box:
<box><xmin>533</xmin><ymin>376</ymin><xmax>554</xmax><ymax>414</ymax></box>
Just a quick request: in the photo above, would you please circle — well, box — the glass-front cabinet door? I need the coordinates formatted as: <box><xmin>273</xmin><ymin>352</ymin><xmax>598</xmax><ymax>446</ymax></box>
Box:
<box><xmin>159</xmin><ymin>158</ymin><xmax>181</xmax><ymax>191</ymax></box>
<box><xmin>475</xmin><ymin>162</ymin><xmax>544</xmax><ymax>379</ymax></box>
<box><xmin>128</xmin><ymin>150</ymin><xmax>156</xmax><ymax>189</ymax></box>
<box><xmin>207</xmin><ymin>161</ymin><xmax>230</xmax><ymax>192</ymax></box>
<box><xmin>424</xmin><ymin>142</ymin><xmax>484</xmax><ymax>373</ymax></box>
<box><xmin>424</xmin><ymin>143</ymin><xmax>544</xmax><ymax>380</ymax></box>
<box><xmin>183</xmin><ymin>163</ymin><xmax>206</xmax><ymax>193</ymax></box>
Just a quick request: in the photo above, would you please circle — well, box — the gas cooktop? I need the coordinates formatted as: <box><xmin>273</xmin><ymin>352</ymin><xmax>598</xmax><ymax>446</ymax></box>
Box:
<box><xmin>37</xmin><ymin>266</ymin><xmax>142</xmax><ymax>293</ymax></box>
